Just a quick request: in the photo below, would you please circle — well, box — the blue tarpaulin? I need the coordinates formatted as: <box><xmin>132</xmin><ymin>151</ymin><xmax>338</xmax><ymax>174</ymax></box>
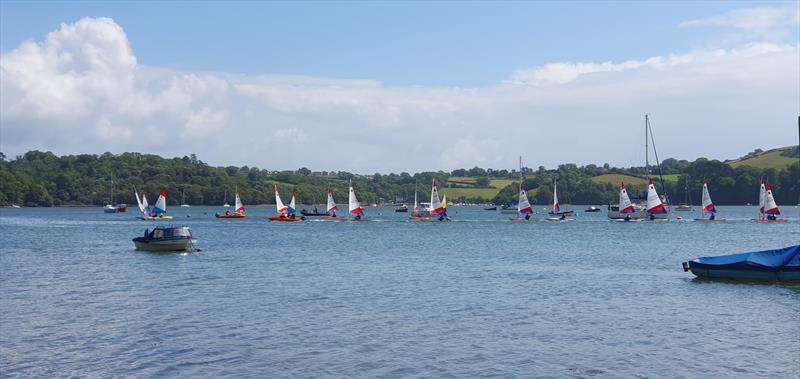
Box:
<box><xmin>688</xmin><ymin>245</ymin><xmax>800</xmax><ymax>281</ymax></box>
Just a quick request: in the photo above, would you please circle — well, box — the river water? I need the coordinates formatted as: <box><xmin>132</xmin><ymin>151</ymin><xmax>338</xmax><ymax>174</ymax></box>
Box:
<box><xmin>1</xmin><ymin>205</ymin><xmax>798</xmax><ymax>378</ymax></box>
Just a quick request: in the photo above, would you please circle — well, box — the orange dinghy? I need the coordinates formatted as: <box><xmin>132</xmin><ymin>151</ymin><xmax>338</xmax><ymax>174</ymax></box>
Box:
<box><xmin>268</xmin><ymin>215</ymin><xmax>304</xmax><ymax>222</ymax></box>
<box><xmin>268</xmin><ymin>185</ymin><xmax>305</xmax><ymax>222</ymax></box>
<box><xmin>216</xmin><ymin>188</ymin><xmax>247</xmax><ymax>218</ymax></box>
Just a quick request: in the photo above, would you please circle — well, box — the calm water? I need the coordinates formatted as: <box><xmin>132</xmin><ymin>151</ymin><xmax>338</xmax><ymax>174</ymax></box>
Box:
<box><xmin>1</xmin><ymin>205</ymin><xmax>798</xmax><ymax>378</ymax></box>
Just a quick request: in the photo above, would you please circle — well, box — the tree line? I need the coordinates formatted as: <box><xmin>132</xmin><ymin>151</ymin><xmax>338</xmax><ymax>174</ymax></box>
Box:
<box><xmin>0</xmin><ymin>150</ymin><xmax>797</xmax><ymax>207</ymax></box>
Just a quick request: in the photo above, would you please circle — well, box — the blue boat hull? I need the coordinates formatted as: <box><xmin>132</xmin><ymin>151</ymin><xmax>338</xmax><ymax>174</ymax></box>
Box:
<box><xmin>686</xmin><ymin>245</ymin><xmax>800</xmax><ymax>282</ymax></box>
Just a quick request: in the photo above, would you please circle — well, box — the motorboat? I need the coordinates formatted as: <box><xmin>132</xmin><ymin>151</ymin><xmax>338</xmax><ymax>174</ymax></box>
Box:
<box><xmin>585</xmin><ymin>206</ymin><xmax>600</xmax><ymax>212</ymax></box>
<box><xmin>132</xmin><ymin>226</ymin><xmax>197</xmax><ymax>252</ymax></box>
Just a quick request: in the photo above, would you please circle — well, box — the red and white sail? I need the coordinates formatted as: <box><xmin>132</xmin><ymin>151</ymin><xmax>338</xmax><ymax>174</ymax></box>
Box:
<box><xmin>758</xmin><ymin>178</ymin><xmax>766</xmax><ymax>215</ymax></box>
<box><xmin>701</xmin><ymin>179</ymin><xmax>716</xmax><ymax>215</ymax></box>
<box><xmin>518</xmin><ymin>183</ymin><xmax>533</xmax><ymax>214</ymax></box>
<box><xmin>764</xmin><ymin>184</ymin><xmax>781</xmax><ymax>215</ymax></box>
<box><xmin>274</xmin><ymin>185</ymin><xmax>288</xmax><ymax>215</ymax></box>
<box><xmin>348</xmin><ymin>179</ymin><xmax>363</xmax><ymax>215</ymax></box>
<box><xmin>234</xmin><ymin>189</ymin><xmax>245</xmax><ymax>214</ymax></box>
<box><xmin>646</xmin><ymin>179</ymin><xmax>667</xmax><ymax>214</ymax></box>
<box><xmin>429</xmin><ymin>179</ymin><xmax>444</xmax><ymax>215</ymax></box>
<box><xmin>552</xmin><ymin>182</ymin><xmax>561</xmax><ymax>213</ymax></box>
<box><xmin>153</xmin><ymin>190</ymin><xmax>167</xmax><ymax>215</ymax></box>
<box><xmin>326</xmin><ymin>189</ymin><xmax>337</xmax><ymax>214</ymax></box>
<box><xmin>618</xmin><ymin>182</ymin><xmax>635</xmax><ymax>214</ymax></box>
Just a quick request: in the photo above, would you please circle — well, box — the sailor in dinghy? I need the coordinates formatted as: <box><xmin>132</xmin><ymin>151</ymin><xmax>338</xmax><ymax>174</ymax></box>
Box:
<box><xmin>694</xmin><ymin>179</ymin><xmax>724</xmax><ymax>222</ymax></box>
<box><xmin>614</xmin><ymin>182</ymin><xmax>642</xmax><ymax>222</ymax></box>
<box><xmin>645</xmin><ymin>179</ymin><xmax>668</xmax><ymax>221</ymax></box>
<box><xmin>427</xmin><ymin>179</ymin><xmax>449</xmax><ymax>222</ymax></box>
<box><xmin>511</xmin><ymin>183</ymin><xmax>537</xmax><ymax>221</ymax></box>
<box><xmin>269</xmin><ymin>185</ymin><xmax>305</xmax><ymax>222</ymax></box>
<box><xmin>348</xmin><ymin>179</ymin><xmax>366</xmax><ymax>221</ymax></box>
<box><xmin>755</xmin><ymin>183</ymin><xmax>786</xmax><ymax>222</ymax></box>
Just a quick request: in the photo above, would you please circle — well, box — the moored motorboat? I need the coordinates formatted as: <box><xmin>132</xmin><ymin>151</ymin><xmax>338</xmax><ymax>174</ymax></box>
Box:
<box><xmin>103</xmin><ymin>204</ymin><xmax>117</xmax><ymax>213</ymax></box>
<box><xmin>585</xmin><ymin>206</ymin><xmax>600</xmax><ymax>212</ymax></box>
<box><xmin>484</xmin><ymin>206</ymin><xmax>497</xmax><ymax>211</ymax></box>
<box><xmin>116</xmin><ymin>204</ymin><xmax>128</xmax><ymax>212</ymax></box>
<box><xmin>132</xmin><ymin>226</ymin><xmax>198</xmax><ymax>252</ymax></box>
<box><xmin>395</xmin><ymin>204</ymin><xmax>408</xmax><ymax>212</ymax></box>
<box><xmin>683</xmin><ymin>245</ymin><xmax>800</xmax><ymax>281</ymax></box>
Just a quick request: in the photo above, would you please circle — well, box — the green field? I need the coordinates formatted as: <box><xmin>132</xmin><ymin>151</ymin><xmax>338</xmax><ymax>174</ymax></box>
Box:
<box><xmin>440</xmin><ymin>187</ymin><xmax>503</xmax><ymax>200</ymax></box>
<box><xmin>729</xmin><ymin>146</ymin><xmax>798</xmax><ymax>169</ymax></box>
<box><xmin>590</xmin><ymin>174</ymin><xmax>646</xmax><ymax>186</ymax></box>
<box><xmin>441</xmin><ymin>177</ymin><xmax>517</xmax><ymax>200</ymax></box>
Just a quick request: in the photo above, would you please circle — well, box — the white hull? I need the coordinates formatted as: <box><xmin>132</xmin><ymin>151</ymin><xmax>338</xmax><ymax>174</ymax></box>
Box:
<box><xmin>137</xmin><ymin>215</ymin><xmax>174</xmax><ymax>220</ymax></box>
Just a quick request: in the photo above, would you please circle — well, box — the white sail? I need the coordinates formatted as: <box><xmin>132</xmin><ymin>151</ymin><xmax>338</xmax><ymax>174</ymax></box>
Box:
<box><xmin>764</xmin><ymin>184</ymin><xmax>780</xmax><ymax>215</ymax></box>
<box><xmin>552</xmin><ymin>182</ymin><xmax>560</xmax><ymax>213</ymax></box>
<box><xmin>646</xmin><ymin>179</ymin><xmax>667</xmax><ymax>214</ymax></box>
<box><xmin>758</xmin><ymin>178</ymin><xmax>766</xmax><ymax>215</ymax></box>
<box><xmin>134</xmin><ymin>187</ymin><xmax>144</xmax><ymax>214</ymax></box>
<box><xmin>701</xmin><ymin>180</ymin><xmax>716</xmax><ymax>215</ymax></box>
<box><xmin>326</xmin><ymin>189</ymin><xmax>337</xmax><ymax>213</ymax></box>
<box><xmin>274</xmin><ymin>185</ymin><xmax>287</xmax><ymax>214</ymax></box>
<box><xmin>234</xmin><ymin>189</ymin><xmax>245</xmax><ymax>214</ymax></box>
<box><xmin>430</xmin><ymin>179</ymin><xmax>443</xmax><ymax>214</ymax></box>
<box><xmin>618</xmin><ymin>182</ymin><xmax>635</xmax><ymax>214</ymax></box>
<box><xmin>349</xmin><ymin>179</ymin><xmax>363</xmax><ymax>215</ymax></box>
<box><xmin>518</xmin><ymin>184</ymin><xmax>533</xmax><ymax>213</ymax></box>
<box><xmin>413</xmin><ymin>190</ymin><xmax>418</xmax><ymax>213</ymax></box>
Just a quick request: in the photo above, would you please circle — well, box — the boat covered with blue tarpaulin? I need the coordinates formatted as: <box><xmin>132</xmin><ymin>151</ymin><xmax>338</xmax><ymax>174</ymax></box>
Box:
<box><xmin>685</xmin><ymin>245</ymin><xmax>800</xmax><ymax>281</ymax></box>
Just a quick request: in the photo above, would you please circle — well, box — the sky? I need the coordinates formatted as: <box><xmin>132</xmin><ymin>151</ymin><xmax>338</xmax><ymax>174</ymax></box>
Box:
<box><xmin>1</xmin><ymin>1</ymin><xmax>798</xmax><ymax>173</ymax></box>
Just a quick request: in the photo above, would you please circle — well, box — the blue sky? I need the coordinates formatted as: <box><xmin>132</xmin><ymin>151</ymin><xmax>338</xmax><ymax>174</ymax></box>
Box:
<box><xmin>0</xmin><ymin>1</ymin><xmax>798</xmax><ymax>172</ymax></box>
<box><xmin>2</xmin><ymin>1</ymin><xmax>791</xmax><ymax>86</ymax></box>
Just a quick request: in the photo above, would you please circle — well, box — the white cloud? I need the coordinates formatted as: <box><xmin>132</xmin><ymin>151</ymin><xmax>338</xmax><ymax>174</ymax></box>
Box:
<box><xmin>679</xmin><ymin>6</ymin><xmax>800</xmax><ymax>39</ymax></box>
<box><xmin>1</xmin><ymin>16</ymin><xmax>798</xmax><ymax>173</ymax></box>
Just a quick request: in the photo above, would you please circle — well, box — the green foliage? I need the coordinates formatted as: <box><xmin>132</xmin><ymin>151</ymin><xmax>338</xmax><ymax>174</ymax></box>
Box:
<box><xmin>0</xmin><ymin>150</ymin><xmax>797</xmax><ymax>207</ymax></box>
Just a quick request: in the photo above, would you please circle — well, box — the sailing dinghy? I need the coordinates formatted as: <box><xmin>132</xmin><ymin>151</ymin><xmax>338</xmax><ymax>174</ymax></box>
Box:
<box><xmin>426</xmin><ymin>179</ymin><xmax>448</xmax><ymax>222</ymax></box>
<box><xmin>755</xmin><ymin>183</ymin><xmax>786</xmax><ymax>222</ymax></box>
<box><xmin>546</xmin><ymin>182</ymin><xmax>574</xmax><ymax>221</ymax></box>
<box><xmin>216</xmin><ymin>187</ymin><xmax>246</xmax><ymax>218</ymax></box>
<box><xmin>348</xmin><ymin>179</ymin><xmax>365</xmax><ymax>220</ymax></box>
<box><xmin>269</xmin><ymin>185</ymin><xmax>304</xmax><ymax>222</ymax></box>
<box><xmin>613</xmin><ymin>182</ymin><xmax>643</xmax><ymax>222</ymax></box>
<box><xmin>137</xmin><ymin>190</ymin><xmax>173</xmax><ymax>220</ymax></box>
<box><xmin>511</xmin><ymin>183</ymin><xmax>537</xmax><ymax>221</ymax></box>
<box><xmin>694</xmin><ymin>179</ymin><xmax>723</xmax><ymax>221</ymax></box>
<box><xmin>319</xmin><ymin>188</ymin><xmax>340</xmax><ymax>219</ymax></box>
<box><xmin>645</xmin><ymin>179</ymin><xmax>668</xmax><ymax>221</ymax></box>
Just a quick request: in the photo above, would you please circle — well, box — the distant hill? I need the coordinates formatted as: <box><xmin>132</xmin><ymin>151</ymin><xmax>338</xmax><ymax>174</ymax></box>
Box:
<box><xmin>727</xmin><ymin>146</ymin><xmax>799</xmax><ymax>170</ymax></box>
